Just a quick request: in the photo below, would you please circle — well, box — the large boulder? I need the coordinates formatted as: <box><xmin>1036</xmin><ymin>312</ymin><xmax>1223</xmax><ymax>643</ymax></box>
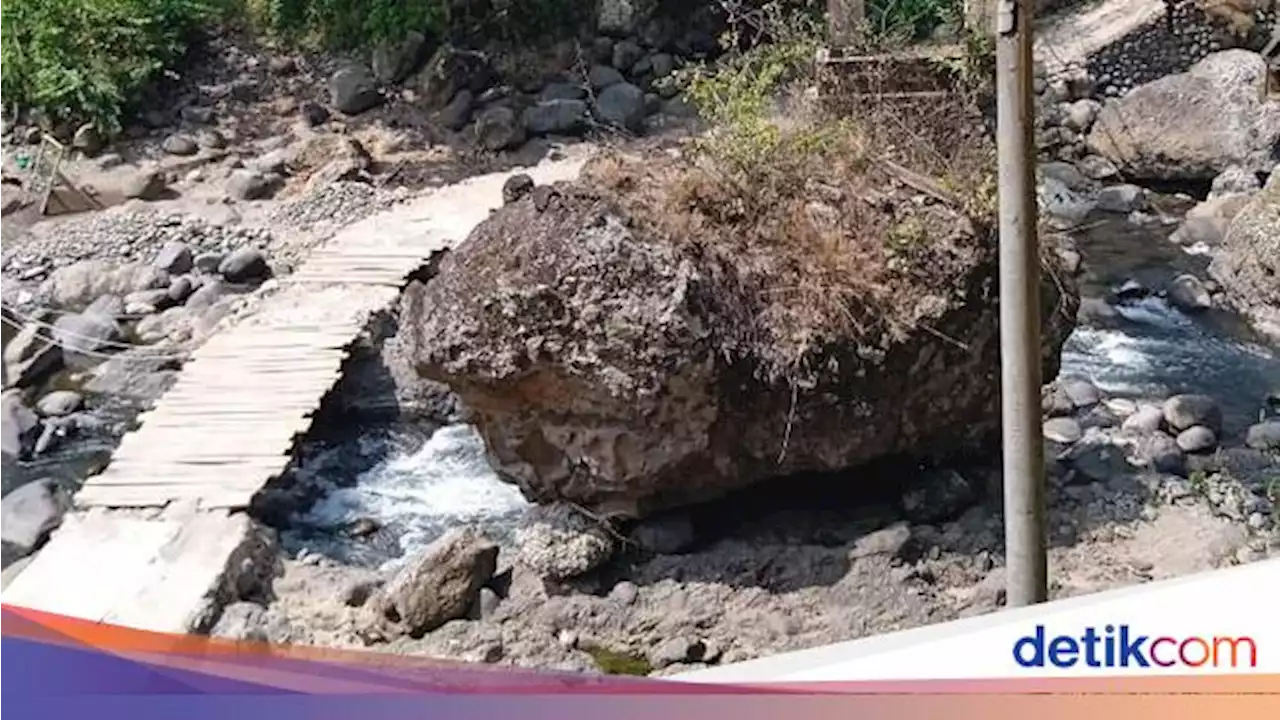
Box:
<box><xmin>1208</xmin><ymin>171</ymin><xmax>1280</xmax><ymax>339</ymax></box>
<box><xmin>399</xmin><ymin>151</ymin><xmax>1079</xmax><ymax>517</ymax></box>
<box><xmin>415</xmin><ymin>46</ymin><xmax>496</xmax><ymax>109</ymax></box>
<box><xmin>329</xmin><ymin>63</ymin><xmax>382</xmax><ymax>115</ymax></box>
<box><xmin>1</xmin><ymin>478</ymin><xmax>70</xmax><ymax>565</ymax></box>
<box><xmin>1086</xmin><ymin>51</ymin><xmax>1280</xmax><ymax>182</ymax></box>
<box><xmin>363</xmin><ymin>527</ymin><xmax>498</xmax><ymax>638</ymax></box>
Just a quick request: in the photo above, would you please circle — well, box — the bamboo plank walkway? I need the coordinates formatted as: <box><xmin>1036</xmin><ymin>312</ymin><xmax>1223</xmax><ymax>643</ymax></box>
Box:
<box><xmin>1</xmin><ymin>148</ymin><xmax>592</xmax><ymax>631</ymax></box>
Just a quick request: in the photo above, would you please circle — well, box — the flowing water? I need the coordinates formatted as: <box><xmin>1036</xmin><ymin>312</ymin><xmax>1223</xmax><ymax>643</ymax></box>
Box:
<box><xmin>5</xmin><ymin>202</ymin><xmax>1278</xmax><ymax>568</ymax></box>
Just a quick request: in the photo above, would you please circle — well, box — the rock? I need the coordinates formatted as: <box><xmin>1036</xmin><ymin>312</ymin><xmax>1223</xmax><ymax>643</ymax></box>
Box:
<box><xmin>372</xmin><ymin>31</ymin><xmax>427</xmax><ymax>85</ymax></box>
<box><xmin>1122</xmin><ymin>405</ymin><xmax>1165</xmax><ymax>434</ymax></box>
<box><xmin>1166</xmin><ymin>274</ymin><xmax>1213</xmax><ymax>313</ymax></box>
<box><xmin>849</xmin><ymin>522</ymin><xmax>912</xmax><ymax>559</ymax></box>
<box><xmin>399</xmin><ymin>154</ymin><xmax>1077</xmax><ymax>515</ymax></box>
<box><xmin>162</xmin><ymin>134</ymin><xmax>198</xmax><ymax>156</ymax></box>
<box><xmin>1</xmin><ymin>392</ymin><xmax>40</xmax><ymax>459</ymax></box>
<box><xmin>184</xmin><ymin>279</ymin><xmax>225</xmax><ymax>312</ymax></box>
<box><xmin>1208</xmin><ymin>171</ymin><xmax>1280</xmax><ymax>339</ymax></box>
<box><xmin>72</xmin><ymin>123</ymin><xmax>102</xmax><ymax>156</ymax></box>
<box><xmin>300</xmin><ymin>102</ymin><xmax>330</xmax><ymax>127</ymax></box>
<box><xmin>1245</xmin><ymin>421</ymin><xmax>1280</xmax><ymax>450</ymax></box>
<box><xmin>1077</xmin><ymin>155</ymin><xmax>1120</xmax><ymax>180</ymax></box>
<box><xmin>0</xmin><ymin>479</ymin><xmax>69</xmax><ymax>563</ymax></box>
<box><xmin>218</xmin><ymin>248</ymin><xmax>270</xmax><ymax>284</ymax></box>
<box><xmin>612</xmin><ymin>38</ymin><xmax>644</xmax><ymax>71</ymax></box>
<box><xmin>329</xmin><ymin>63</ymin><xmax>382</xmax><ymax>115</ymax></box>
<box><xmin>43</xmin><ymin>261</ymin><xmax>168</xmax><ymax>309</ymax></box>
<box><xmin>541</xmin><ymin>83</ymin><xmax>587</xmax><ymax>102</ymax></box>
<box><xmin>469</xmin><ymin>587</ymin><xmax>501</xmax><ymax>620</ymax></box>
<box><xmin>502</xmin><ymin>174</ymin><xmax>535</xmax><ymax>204</ymax></box>
<box><xmin>598</xmin><ymin>0</ymin><xmax>644</xmax><ymax>36</ymax></box>
<box><xmin>514</xmin><ymin>504</ymin><xmax>615</xmax><ymax>579</ymax></box>
<box><xmin>1176</xmin><ymin>425</ymin><xmax>1218</xmax><ymax>453</ymax></box>
<box><xmin>649</xmin><ymin>637</ymin><xmax>701</xmax><ymax>669</ymax></box>
<box><xmin>304</xmin><ymin>136</ymin><xmax>372</xmax><ymax>191</ymax></box>
<box><xmin>367</xmin><ymin>527</ymin><xmax>498</xmax><ymax>637</ymax></box>
<box><xmin>594</xmin><ymin>82</ymin><xmax>647</xmax><ymax>131</ymax></box>
<box><xmin>1096</xmin><ymin>184</ymin><xmax>1147</xmax><ymax>213</ymax></box>
<box><xmin>1141</xmin><ymin>432</ymin><xmax>1186</xmax><ymax>475</ymax></box>
<box><xmin>1</xmin><ymin>556</ymin><xmax>33</xmax><ymax>591</ymax></box>
<box><xmin>179</xmin><ymin>105</ymin><xmax>214</xmax><ymax>124</ymax></box>
<box><xmin>901</xmin><ymin>468</ymin><xmax>978</xmax><ymax>524</ymax></box>
<box><xmin>226</xmin><ymin>170</ymin><xmax>276</xmax><ymax>201</ymax></box>
<box><xmin>523</xmin><ymin>100</ymin><xmax>589</xmax><ymax>135</ymax></box>
<box><xmin>1061</xmin><ymin>378</ymin><xmax>1101</xmax><ymax>408</ymax></box>
<box><xmin>153</xmin><ymin>241</ymin><xmax>194</xmax><ymax>275</ymax></box>
<box><xmin>3</xmin><ymin>322</ymin><xmax>62</xmax><ymax>389</ymax></box>
<box><xmin>1044</xmin><ymin>417</ymin><xmax>1083</xmax><ymax>444</ymax></box>
<box><xmin>629</xmin><ymin>512</ymin><xmax>695</xmax><ymax>554</ymax></box>
<box><xmin>474</xmin><ymin>106</ymin><xmax>526</xmax><ymax>151</ymax></box>
<box><xmin>1086</xmin><ymin>51</ymin><xmax>1280</xmax><ymax>181</ymax></box>
<box><xmin>1171</xmin><ymin>195</ymin><xmax>1252</xmax><ymax>248</ymax></box>
<box><xmin>85</xmin><ymin>294</ymin><xmax>125</xmax><ymax>320</ymax></box>
<box><xmin>1067</xmin><ymin>441</ymin><xmax>1130</xmax><ymax>483</ymax></box>
<box><xmin>1061</xmin><ymin>99</ymin><xmax>1100</xmax><ymax>132</ymax></box>
<box><xmin>52</xmin><ymin>312</ymin><xmax>122</xmax><ymax>367</ymax></box>
<box><xmin>210</xmin><ymin>602</ymin><xmax>269</xmax><ymax>642</ymax></box>
<box><xmin>589</xmin><ymin>65</ymin><xmax>625</xmax><ymax>90</ymax></box>
<box><xmin>608</xmin><ymin>580</ymin><xmax>639</xmax><ymax>604</ymax></box>
<box><xmin>121</xmin><ymin>169</ymin><xmax>167</xmax><ymax>200</ymax></box>
<box><xmin>1209</xmin><ymin>165</ymin><xmax>1261</xmax><ymax>198</ymax></box>
<box><xmin>197</xmin><ymin>129</ymin><xmax>226</xmax><ymax>150</ymax></box>
<box><xmin>416</xmin><ymin>46</ymin><xmax>496</xmax><ymax>109</ymax></box>
<box><xmin>1115</xmin><ymin>279</ymin><xmax>1149</xmax><ymax>301</ymax></box>
<box><xmin>650</xmin><ymin>53</ymin><xmax>675</xmax><ymax>78</ymax></box>
<box><xmin>1163</xmin><ymin>394</ymin><xmax>1222</xmax><ymax>433</ymax></box>
<box><xmin>35</xmin><ymin>390</ymin><xmax>83</xmax><ymax>417</ymax></box>
<box><xmin>1041</xmin><ymin>384</ymin><xmax>1074</xmax><ymax>417</ymax></box>
<box><xmin>194</xmin><ymin>252</ymin><xmax>224</xmax><ymax>274</ymax></box>
<box><xmin>436</xmin><ymin>89</ymin><xmax>474</xmax><ymax>131</ymax></box>
<box><xmin>124</xmin><ymin>288</ymin><xmax>174</xmax><ymax>315</ymax></box>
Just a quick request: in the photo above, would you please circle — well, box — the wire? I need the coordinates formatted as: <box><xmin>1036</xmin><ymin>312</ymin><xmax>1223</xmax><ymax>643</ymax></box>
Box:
<box><xmin>1</xmin><ymin>304</ymin><xmax>192</xmax><ymax>362</ymax></box>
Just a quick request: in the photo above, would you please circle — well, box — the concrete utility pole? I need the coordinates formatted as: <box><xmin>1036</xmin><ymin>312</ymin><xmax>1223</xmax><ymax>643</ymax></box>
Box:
<box><xmin>994</xmin><ymin>0</ymin><xmax>1048</xmax><ymax>607</ymax></box>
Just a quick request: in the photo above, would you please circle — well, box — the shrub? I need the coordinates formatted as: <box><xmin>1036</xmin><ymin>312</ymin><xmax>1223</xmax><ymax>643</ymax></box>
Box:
<box><xmin>1</xmin><ymin>0</ymin><xmax>219</xmax><ymax>134</ymax></box>
<box><xmin>240</xmin><ymin>0</ymin><xmax>595</xmax><ymax>50</ymax></box>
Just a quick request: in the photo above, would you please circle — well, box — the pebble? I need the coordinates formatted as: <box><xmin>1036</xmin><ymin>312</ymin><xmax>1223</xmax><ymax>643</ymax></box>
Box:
<box><xmin>608</xmin><ymin>580</ymin><xmax>639</xmax><ymax>605</ymax></box>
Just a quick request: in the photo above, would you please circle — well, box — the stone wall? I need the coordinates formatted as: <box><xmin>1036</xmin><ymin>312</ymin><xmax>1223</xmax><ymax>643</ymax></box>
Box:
<box><xmin>1034</xmin><ymin>1</ymin><xmax>1278</xmax><ymax>164</ymax></box>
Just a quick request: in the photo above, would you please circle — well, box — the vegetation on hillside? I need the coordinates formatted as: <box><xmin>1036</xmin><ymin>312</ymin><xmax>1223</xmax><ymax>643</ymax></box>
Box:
<box><xmin>1</xmin><ymin>0</ymin><xmax>219</xmax><ymax>134</ymax></box>
<box><xmin>0</xmin><ymin>0</ymin><xmax>965</xmax><ymax>138</ymax></box>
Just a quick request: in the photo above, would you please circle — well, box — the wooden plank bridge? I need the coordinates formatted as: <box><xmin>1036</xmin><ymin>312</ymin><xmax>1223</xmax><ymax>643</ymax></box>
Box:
<box><xmin>1</xmin><ymin>148</ymin><xmax>593</xmax><ymax>631</ymax></box>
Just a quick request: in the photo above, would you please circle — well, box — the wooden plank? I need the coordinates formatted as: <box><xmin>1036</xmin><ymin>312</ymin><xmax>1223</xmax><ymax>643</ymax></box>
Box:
<box><xmin>75</xmin><ymin>484</ymin><xmax>258</xmax><ymax>508</ymax></box>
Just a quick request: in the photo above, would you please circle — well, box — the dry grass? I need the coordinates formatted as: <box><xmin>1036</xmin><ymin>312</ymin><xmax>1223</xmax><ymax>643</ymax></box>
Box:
<box><xmin>579</xmin><ymin>85</ymin><xmax>1002</xmax><ymax>381</ymax></box>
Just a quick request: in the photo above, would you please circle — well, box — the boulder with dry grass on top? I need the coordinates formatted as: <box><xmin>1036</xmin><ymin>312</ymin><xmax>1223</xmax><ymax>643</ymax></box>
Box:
<box><xmin>399</xmin><ymin>135</ymin><xmax>1079</xmax><ymax>519</ymax></box>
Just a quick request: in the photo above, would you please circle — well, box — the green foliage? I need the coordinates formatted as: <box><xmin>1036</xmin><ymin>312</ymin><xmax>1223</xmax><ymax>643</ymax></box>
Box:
<box><xmin>241</xmin><ymin>0</ymin><xmax>594</xmax><ymax>51</ymax></box>
<box><xmin>1</xmin><ymin>0</ymin><xmax>219</xmax><ymax>134</ymax></box>
<box><xmin>867</xmin><ymin>0</ymin><xmax>958</xmax><ymax>43</ymax></box>
<box><xmin>679</xmin><ymin>1</ymin><xmax>826</xmax><ymax>178</ymax></box>
<box><xmin>584</xmin><ymin>646</ymin><xmax>653</xmax><ymax>676</ymax></box>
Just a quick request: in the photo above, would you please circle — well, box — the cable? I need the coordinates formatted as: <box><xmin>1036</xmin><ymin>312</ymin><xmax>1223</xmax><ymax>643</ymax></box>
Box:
<box><xmin>1</xmin><ymin>307</ymin><xmax>192</xmax><ymax>362</ymax></box>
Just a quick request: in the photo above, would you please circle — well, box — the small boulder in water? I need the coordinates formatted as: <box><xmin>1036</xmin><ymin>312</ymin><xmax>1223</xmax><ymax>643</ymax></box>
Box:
<box><xmin>1044</xmin><ymin>417</ymin><xmax>1083</xmax><ymax>444</ymax></box>
<box><xmin>1121</xmin><ymin>405</ymin><xmax>1165</xmax><ymax>435</ymax></box>
<box><xmin>1061</xmin><ymin>378</ymin><xmax>1102</xmax><ymax>409</ymax></box>
<box><xmin>1163</xmin><ymin>394</ymin><xmax>1222</xmax><ymax>433</ymax></box>
<box><xmin>1138</xmin><ymin>432</ymin><xmax>1186</xmax><ymax>475</ymax></box>
<box><xmin>1167</xmin><ymin>274</ymin><xmax>1212</xmax><ymax>313</ymax></box>
<box><xmin>1245</xmin><ymin>420</ymin><xmax>1280</xmax><ymax>450</ymax></box>
<box><xmin>1097</xmin><ymin>184</ymin><xmax>1147</xmax><ymax>213</ymax></box>
<box><xmin>1175</xmin><ymin>425</ymin><xmax>1218</xmax><ymax>453</ymax></box>
<box><xmin>36</xmin><ymin>390</ymin><xmax>83</xmax><ymax>417</ymax></box>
